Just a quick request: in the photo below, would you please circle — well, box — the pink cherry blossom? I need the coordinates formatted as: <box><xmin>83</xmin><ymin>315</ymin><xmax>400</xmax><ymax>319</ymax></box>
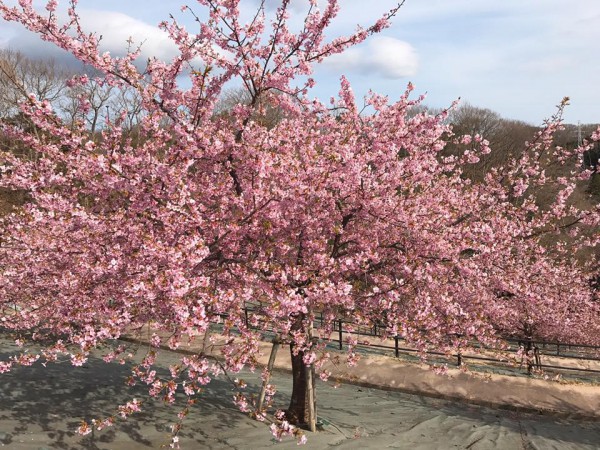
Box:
<box><xmin>0</xmin><ymin>1</ymin><xmax>598</xmax><ymax>445</ymax></box>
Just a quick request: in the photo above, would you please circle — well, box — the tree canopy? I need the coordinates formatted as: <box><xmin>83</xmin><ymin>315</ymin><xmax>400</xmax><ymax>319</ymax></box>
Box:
<box><xmin>0</xmin><ymin>0</ymin><xmax>598</xmax><ymax>445</ymax></box>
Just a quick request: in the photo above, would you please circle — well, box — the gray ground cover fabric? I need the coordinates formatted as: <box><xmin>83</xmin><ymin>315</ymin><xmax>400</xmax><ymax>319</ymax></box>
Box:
<box><xmin>0</xmin><ymin>337</ymin><xmax>599</xmax><ymax>449</ymax></box>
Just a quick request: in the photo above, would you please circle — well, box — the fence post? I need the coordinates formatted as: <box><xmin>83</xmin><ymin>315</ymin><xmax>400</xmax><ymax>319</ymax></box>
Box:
<box><xmin>338</xmin><ymin>320</ymin><xmax>343</xmax><ymax>350</ymax></box>
<box><xmin>526</xmin><ymin>339</ymin><xmax>533</xmax><ymax>375</ymax></box>
<box><xmin>556</xmin><ymin>343</ymin><xmax>560</xmax><ymax>356</ymax></box>
<box><xmin>244</xmin><ymin>308</ymin><xmax>249</xmax><ymax>328</ymax></box>
<box><xmin>394</xmin><ymin>335</ymin><xmax>399</xmax><ymax>358</ymax></box>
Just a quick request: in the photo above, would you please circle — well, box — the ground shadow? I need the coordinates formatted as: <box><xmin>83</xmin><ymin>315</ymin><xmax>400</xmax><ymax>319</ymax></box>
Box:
<box><xmin>0</xmin><ymin>341</ymin><xmax>264</xmax><ymax>449</ymax></box>
<box><xmin>1</xmin><ymin>336</ymin><xmax>599</xmax><ymax>449</ymax></box>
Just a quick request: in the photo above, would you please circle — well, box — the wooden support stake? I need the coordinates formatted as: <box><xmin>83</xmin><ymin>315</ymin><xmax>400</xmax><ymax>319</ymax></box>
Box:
<box><xmin>257</xmin><ymin>337</ymin><xmax>280</xmax><ymax>414</ymax></box>
<box><xmin>306</xmin><ymin>324</ymin><xmax>317</xmax><ymax>433</ymax></box>
<box><xmin>306</xmin><ymin>362</ymin><xmax>316</xmax><ymax>432</ymax></box>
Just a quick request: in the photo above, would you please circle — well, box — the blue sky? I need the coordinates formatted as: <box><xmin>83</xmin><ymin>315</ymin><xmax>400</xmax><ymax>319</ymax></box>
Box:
<box><xmin>1</xmin><ymin>0</ymin><xmax>599</xmax><ymax>125</ymax></box>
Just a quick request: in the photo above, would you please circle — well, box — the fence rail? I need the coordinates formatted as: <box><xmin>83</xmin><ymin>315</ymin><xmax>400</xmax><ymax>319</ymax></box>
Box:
<box><xmin>228</xmin><ymin>307</ymin><xmax>600</xmax><ymax>378</ymax></box>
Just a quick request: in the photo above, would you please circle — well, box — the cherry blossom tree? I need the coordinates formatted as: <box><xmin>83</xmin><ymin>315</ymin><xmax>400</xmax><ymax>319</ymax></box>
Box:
<box><xmin>0</xmin><ymin>0</ymin><xmax>598</xmax><ymax>445</ymax></box>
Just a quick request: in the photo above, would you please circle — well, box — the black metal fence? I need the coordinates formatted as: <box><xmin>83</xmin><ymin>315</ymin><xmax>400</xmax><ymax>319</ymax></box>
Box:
<box><xmin>232</xmin><ymin>308</ymin><xmax>600</xmax><ymax>378</ymax></box>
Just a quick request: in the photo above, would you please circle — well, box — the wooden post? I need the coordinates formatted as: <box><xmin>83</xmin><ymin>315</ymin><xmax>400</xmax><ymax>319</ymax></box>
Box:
<box><xmin>306</xmin><ymin>323</ymin><xmax>317</xmax><ymax>432</ymax></box>
<box><xmin>306</xmin><ymin>362</ymin><xmax>316</xmax><ymax>432</ymax></box>
<box><xmin>338</xmin><ymin>319</ymin><xmax>343</xmax><ymax>350</ymax></box>
<box><xmin>257</xmin><ymin>337</ymin><xmax>280</xmax><ymax>414</ymax></box>
<box><xmin>394</xmin><ymin>335</ymin><xmax>399</xmax><ymax>358</ymax></box>
<box><xmin>311</xmin><ymin>360</ymin><xmax>317</xmax><ymax>425</ymax></box>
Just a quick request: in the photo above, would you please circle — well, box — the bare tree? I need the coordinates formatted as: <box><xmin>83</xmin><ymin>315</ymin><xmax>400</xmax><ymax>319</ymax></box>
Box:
<box><xmin>0</xmin><ymin>49</ymin><xmax>70</xmax><ymax>119</ymax></box>
<box><xmin>444</xmin><ymin>102</ymin><xmax>536</xmax><ymax>180</ymax></box>
<box><xmin>60</xmin><ymin>75</ymin><xmax>116</xmax><ymax>137</ymax></box>
<box><xmin>214</xmin><ymin>87</ymin><xmax>287</xmax><ymax>129</ymax></box>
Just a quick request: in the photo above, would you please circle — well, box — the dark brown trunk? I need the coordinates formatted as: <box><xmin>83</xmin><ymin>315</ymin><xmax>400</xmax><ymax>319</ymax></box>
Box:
<box><xmin>286</xmin><ymin>342</ymin><xmax>311</xmax><ymax>425</ymax></box>
<box><xmin>285</xmin><ymin>313</ymin><xmax>316</xmax><ymax>428</ymax></box>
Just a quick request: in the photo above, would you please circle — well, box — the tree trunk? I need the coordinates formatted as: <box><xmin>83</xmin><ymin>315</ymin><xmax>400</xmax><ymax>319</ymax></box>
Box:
<box><xmin>285</xmin><ymin>313</ymin><xmax>316</xmax><ymax>428</ymax></box>
<box><xmin>286</xmin><ymin>341</ymin><xmax>315</xmax><ymax>427</ymax></box>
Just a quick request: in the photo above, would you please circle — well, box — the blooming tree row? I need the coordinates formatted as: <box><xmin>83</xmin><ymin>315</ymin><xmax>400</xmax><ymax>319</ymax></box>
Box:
<box><xmin>0</xmin><ymin>0</ymin><xmax>598</xmax><ymax>445</ymax></box>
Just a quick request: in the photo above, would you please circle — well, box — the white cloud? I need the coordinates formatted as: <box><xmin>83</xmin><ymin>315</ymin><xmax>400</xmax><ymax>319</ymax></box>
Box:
<box><xmin>77</xmin><ymin>9</ymin><xmax>177</xmax><ymax>61</ymax></box>
<box><xmin>322</xmin><ymin>36</ymin><xmax>418</xmax><ymax>79</ymax></box>
<box><xmin>0</xmin><ymin>8</ymin><xmax>178</xmax><ymax>66</ymax></box>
